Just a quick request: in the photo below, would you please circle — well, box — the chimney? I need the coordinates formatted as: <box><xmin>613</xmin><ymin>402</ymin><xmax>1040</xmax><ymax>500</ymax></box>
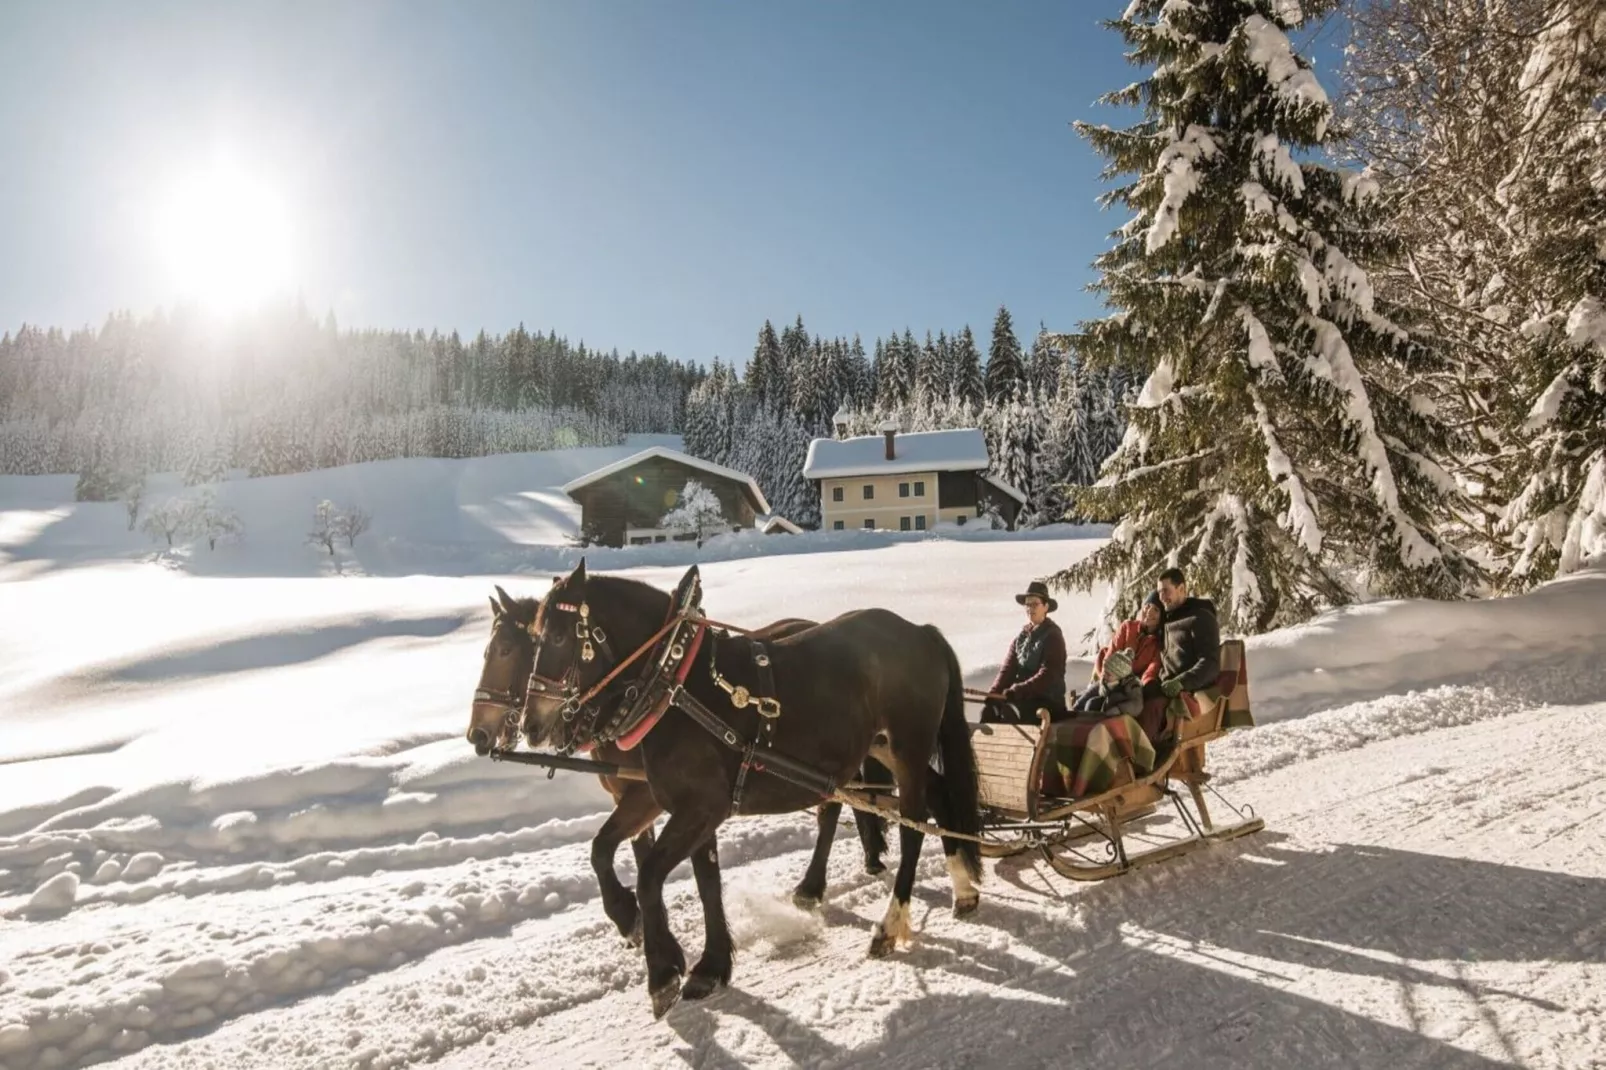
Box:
<box><xmin>877</xmin><ymin>419</ymin><xmax>900</xmax><ymax>460</ymax></box>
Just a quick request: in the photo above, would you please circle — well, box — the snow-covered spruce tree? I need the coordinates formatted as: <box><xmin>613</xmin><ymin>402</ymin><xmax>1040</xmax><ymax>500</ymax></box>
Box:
<box><xmin>952</xmin><ymin>326</ymin><xmax>986</xmax><ymax>407</ymax></box>
<box><xmin>1488</xmin><ymin>3</ymin><xmax>1606</xmax><ymax>583</ymax></box>
<box><xmin>1048</xmin><ymin>0</ymin><xmax>1481</xmax><ymax>635</ymax></box>
<box><xmin>1036</xmin><ymin>366</ymin><xmax>1094</xmax><ymax>524</ymax></box>
<box><xmin>985</xmin><ymin>306</ymin><xmax>1026</xmax><ymax>404</ymax></box>
<box><xmin>1341</xmin><ymin>0</ymin><xmax>1606</xmax><ymax>586</ymax></box>
<box><xmin>1027</xmin><ymin>327</ymin><xmax>1062</xmax><ymax>397</ymax></box>
<box><xmin>745</xmin><ymin>322</ymin><xmax>785</xmax><ymax>409</ymax></box>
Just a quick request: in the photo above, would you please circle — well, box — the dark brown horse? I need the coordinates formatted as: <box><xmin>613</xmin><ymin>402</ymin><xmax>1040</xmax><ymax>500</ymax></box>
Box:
<box><xmin>501</xmin><ymin>560</ymin><xmax>982</xmax><ymax>1017</ymax></box>
<box><xmin>469</xmin><ymin>586</ymin><xmax>888</xmax><ymax>946</ymax></box>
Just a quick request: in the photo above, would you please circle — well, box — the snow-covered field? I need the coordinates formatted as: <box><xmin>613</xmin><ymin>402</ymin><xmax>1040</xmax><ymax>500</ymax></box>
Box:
<box><xmin>2</xmin><ymin>443</ymin><xmax>1604</xmax><ymax>1070</ymax></box>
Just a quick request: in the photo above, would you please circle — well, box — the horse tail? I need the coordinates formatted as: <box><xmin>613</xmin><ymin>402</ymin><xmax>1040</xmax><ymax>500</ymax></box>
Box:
<box><xmin>927</xmin><ymin>625</ymin><xmax>982</xmax><ymax>883</ymax></box>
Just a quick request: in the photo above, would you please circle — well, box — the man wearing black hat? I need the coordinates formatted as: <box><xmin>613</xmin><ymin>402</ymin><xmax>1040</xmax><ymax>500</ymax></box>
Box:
<box><xmin>981</xmin><ymin>580</ymin><xmax>1069</xmax><ymax>724</ymax></box>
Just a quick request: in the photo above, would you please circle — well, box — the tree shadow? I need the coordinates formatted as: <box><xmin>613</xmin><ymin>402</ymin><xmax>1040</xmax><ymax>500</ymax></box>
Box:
<box><xmin>41</xmin><ymin>612</ymin><xmax>472</xmax><ymax>691</ymax></box>
<box><xmin>661</xmin><ymin>834</ymin><xmax>1602</xmax><ymax>1068</ymax></box>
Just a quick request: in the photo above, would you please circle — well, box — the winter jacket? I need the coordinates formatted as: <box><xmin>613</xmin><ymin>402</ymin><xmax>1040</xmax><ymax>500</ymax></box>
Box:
<box><xmin>1159</xmin><ymin>596</ymin><xmax>1221</xmax><ymax>693</ymax></box>
<box><xmin>1083</xmin><ymin>673</ymin><xmax>1144</xmax><ymax>719</ymax></box>
<box><xmin>989</xmin><ymin>617</ymin><xmax>1068</xmax><ymax>706</ymax></box>
<box><xmin>1092</xmin><ymin>620</ymin><xmax>1163</xmax><ymax>685</ymax></box>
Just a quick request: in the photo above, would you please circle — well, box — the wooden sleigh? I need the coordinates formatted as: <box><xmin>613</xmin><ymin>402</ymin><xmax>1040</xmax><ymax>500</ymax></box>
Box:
<box><xmin>962</xmin><ymin>638</ymin><xmax>1265</xmax><ymax>881</ymax></box>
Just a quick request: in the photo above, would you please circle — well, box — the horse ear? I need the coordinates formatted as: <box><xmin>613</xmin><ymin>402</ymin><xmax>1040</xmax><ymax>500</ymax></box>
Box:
<box><xmin>571</xmin><ymin>558</ymin><xmax>588</xmax><ymax>588</ymax></box>
<box><xmin>489</xmin><ymin>596</ymin><xmax>501</xmax><ymax>619</ymax></box>
<box><xmin>494</xmin><ymin>584</ymin><xmax>518</xmax><ymax>615</ymax></box>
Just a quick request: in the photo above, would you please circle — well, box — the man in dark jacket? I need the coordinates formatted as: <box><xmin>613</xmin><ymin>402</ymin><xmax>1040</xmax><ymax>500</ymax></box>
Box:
<box><xmin>982</xmin><ymin>580</ymin><xmax>1069</xmax><ymax>724</ymax></box>
<box><xmin>1150</xmin><ymin>567</ymin><xmax>1221</xmax><ymax>700</ymax></box>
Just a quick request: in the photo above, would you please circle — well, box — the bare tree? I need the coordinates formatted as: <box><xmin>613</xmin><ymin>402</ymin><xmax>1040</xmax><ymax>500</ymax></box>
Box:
<box><xmin>189</xmin><ymin>490</ymin><xmax>243</xmax><ymax>550</ymax></box>
<box><xmin>121</xmin><ymin>474</ymin><xmax>146</xmax><ymax>532</ymax></box>
<box><xmin>140</xmin><ymin>497</ymin><xmax>192</xmax><ymax>548</ymax></box>
<box><xmin>335</xmin><ymin>506</ymin><xmax>372</xmax><ymax>548</ymax></box>
<box><xmin>308</xmin><ymin>500</ymin><xmax>339</xmax><ymax>555</ymax></box>
<box><xmin>660</xmin><ymin>480</ymin><xmax>728</xmax><ymax>548</ymax></box>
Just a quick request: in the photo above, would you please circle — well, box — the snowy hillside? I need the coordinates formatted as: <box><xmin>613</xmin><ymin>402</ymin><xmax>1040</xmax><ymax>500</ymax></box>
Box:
<box><xmin>1</xmin><ymin>449</ymin><xmax>1604</xmax><ymax>1070</ymax></box>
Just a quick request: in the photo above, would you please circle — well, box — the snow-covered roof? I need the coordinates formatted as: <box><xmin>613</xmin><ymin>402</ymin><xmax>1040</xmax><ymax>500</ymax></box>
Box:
<box><xmin>982</xmin><ymin>473</ymin><xmax>1028</xmax><ymax>505</ymax></box>
<box><xmin>562</xmin><ymin>447</ymin><xmax>772</xmax><ymax>515</ymax></box>
<box><xmin>802</xmin><ymin>428</ymin><xmax>990</xmax><ymax>480</ymax></box>
<box><xmin>756</xmin><ymin>513</ymin><xmax>803</xmax><ymax>535</ymax></box>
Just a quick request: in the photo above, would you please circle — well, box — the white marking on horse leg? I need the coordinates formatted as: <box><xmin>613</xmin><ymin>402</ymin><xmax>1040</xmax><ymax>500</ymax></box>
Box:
<box><xmin>947</xmin><ymin>853</ymin><xmax>977</xmax><ymax>901</ymax></box>
<box><xmin>879</xmin><ymin>897</ymin><xmax>912</xmax><ymax>945</ymax></box>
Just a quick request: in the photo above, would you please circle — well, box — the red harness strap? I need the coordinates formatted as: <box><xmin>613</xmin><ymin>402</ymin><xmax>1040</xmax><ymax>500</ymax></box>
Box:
<box><xmin>615</xmin><ymin>619</ymin><xmax>706</xmax><ymax>752</ymax></box>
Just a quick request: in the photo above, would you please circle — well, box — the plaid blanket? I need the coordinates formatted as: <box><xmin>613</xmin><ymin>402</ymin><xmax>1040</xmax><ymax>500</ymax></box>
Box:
<box><xmin>1043</xmin><ymin>641</ymin><xmax>1255</xmax><ymax>799</ymax></box>
<box><xmin>1166</xmin><ymin>638</ymin><xmax>1255</xmax><ymax>734</ymax></box>
<box><xmin>1043</xmin><ymin>713</ymin><xmax>1157</xmax><ymax>798</ymax></box>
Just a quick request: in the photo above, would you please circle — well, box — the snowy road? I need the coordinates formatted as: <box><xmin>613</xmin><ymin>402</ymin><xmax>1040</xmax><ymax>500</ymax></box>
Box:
<box><xmin>8</xmin><ymin>696</ymin><xmax>1598</xmax><ymax>1070</ymax></box>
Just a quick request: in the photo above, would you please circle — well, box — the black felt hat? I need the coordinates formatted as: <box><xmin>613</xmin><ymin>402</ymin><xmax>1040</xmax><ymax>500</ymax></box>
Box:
<box><xmin>1014</xmin><ymin>580</ymin><xmax>1058</xmax><ymax>613</ymax></box>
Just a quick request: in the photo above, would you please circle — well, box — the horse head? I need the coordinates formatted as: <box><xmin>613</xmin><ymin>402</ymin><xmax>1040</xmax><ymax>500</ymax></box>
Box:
<box><xmin>465</xmin><ymin>584</ymin><xmax>540</xmax><ymax>756</ymax></box>
<box><xmin>520</xmin><ymin>558</ymin><xmax>681</xmax><ymax>752</ymax></box>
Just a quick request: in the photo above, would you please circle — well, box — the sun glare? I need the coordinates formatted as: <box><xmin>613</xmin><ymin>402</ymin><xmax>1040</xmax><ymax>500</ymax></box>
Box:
<box><xmin>154</xmin><ymin>162</ymin><xmax>295</xmax><ymax>315</ymax></box>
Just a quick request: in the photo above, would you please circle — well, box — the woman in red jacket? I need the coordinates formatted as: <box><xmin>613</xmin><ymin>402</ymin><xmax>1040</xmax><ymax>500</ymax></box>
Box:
<box><xmin>1069</xmin><ymin>592</ymin><xmax>1164</xmax><ymax>716</ymax></box>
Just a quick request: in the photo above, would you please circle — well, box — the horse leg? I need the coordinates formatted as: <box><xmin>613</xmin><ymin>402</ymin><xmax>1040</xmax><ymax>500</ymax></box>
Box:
<box><xmin>856</xmin><ymin>755</ymin><xmax>891</xmax><ymax>875</ymax></box>
<box><xmin>637</xmin><ymin>807</ymin><xmax>723</xmax><ymax>1019</ymax></box>
<box><xmin>590</xmin><ymin>786</ymin><xmax>661</xmax><ymax>945</ymax></box>
<box><xmin>682</xmin><ymin>834</ymin><xmax>733</xmax><ymax>1001</ymax></box>
<box><xmin>868</xmin><ymin>748</ymin><xmax>930</xmax><ymax>958</ymax></box>
<box><xmin>791</xmin><ymin>802</ymin><xmax>841</xmax><ymax>909</ymax></box>
<box><xmin>924</xmin><ymin>766</ymin><xmax>979</xmax><ymax>917</ymax></box>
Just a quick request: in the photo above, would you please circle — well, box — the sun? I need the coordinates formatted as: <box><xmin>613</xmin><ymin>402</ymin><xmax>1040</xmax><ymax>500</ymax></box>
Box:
<box><xmin>154</xmin><ymin>162</ymin><xmax>295</xmax><ymax>315</ymax></box>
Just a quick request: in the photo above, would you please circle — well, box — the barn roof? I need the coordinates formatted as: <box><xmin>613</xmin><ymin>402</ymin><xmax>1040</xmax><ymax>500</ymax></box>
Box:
<box><xmin>561</xmin><ymin>447</ymin><xmax>772</xmax><ymax>515</ymax></box>
<box><xmin>802</xmin><ymin>427</ymin><xmax>990</xmax><ymax>480</ymax></box>
<box><xmin>756</xmin><ymin>513</ymin><xmax>803</xmax><ymax>534</ymax></box>
<box><xmin>982</xmin><ymin>473</ymin><xmax>1028</xmax><ymax>505</ymax></box>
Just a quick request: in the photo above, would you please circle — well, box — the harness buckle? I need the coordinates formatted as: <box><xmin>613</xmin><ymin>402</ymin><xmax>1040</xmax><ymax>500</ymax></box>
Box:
<box><xmin>756</xmin><ymin>697</ymin><xmax>782</xmax><ymax>720</ymax></box>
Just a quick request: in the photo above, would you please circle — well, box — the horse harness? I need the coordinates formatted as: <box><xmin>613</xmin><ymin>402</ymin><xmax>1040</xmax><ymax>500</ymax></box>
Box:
<box><xmin>519</xmin><ymin>575</ymin><xmax>835</xmax><ymax>806</ymax></box>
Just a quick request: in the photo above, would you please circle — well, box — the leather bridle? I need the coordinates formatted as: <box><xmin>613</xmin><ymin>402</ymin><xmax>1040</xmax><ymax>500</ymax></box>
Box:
<box><xmin>522</xmin><ymin>586</ymin><xmax>707</xmax><ymax>755</ymax></box>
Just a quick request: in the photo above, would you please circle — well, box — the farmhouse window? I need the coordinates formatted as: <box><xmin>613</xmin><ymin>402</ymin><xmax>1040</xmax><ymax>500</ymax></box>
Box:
<box><xmin>832</xmin><ymin>486</ymin><xmax>844</xmax><ymax>502</ymax></box>
<box><xmin>915</xmin><ymin>515</ymin><xmax>927</xmax><ymax>531</ymax></box>
<box><xmin>914</xmin><ymin>480</ymin><xmax>925</xmax><ymax>496</ymax></box>
<box><xmin>832</xmin><ymin>520</ymin><xmax>844</xmax><ymax>531</ymax></box>
<box><xmin>862</xmin><ymin>485</ymin><xmax>874</xmax><ymax>500</ymax></box>
<box><xmin>898</xmin><ymin>482</ymin><xmax>909</xmax><ymax>497</ymax></box>
<box><xmin>900</xmin><ymin>516</ymin><xmax>911</xmax><ymax>531</ymax></box>
<box><xmin>863</xmin><ymin>518</ymin><xmax>875</xmax><ymax>530</ymax></box>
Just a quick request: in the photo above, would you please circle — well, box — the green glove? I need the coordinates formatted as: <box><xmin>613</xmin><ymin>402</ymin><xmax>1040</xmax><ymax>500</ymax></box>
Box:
<box><xmin>1161</xmin><ymin>677</ymin><xmax>1184</xmax><ymax>698</ymax></box>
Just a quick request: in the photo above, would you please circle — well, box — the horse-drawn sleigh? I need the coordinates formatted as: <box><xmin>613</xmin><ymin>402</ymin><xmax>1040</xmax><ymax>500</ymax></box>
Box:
<box><xmin>466</xmin><ymin>560</ymin><xmax>1262</xmax><ymax>1018</ymax></box>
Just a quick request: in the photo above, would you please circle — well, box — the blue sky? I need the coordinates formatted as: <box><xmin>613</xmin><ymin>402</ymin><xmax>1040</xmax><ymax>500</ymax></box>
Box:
<box><xmin>0</xmin><ymin>0</ymin><xmax>1347</xmax><ymax>366</ymax></box>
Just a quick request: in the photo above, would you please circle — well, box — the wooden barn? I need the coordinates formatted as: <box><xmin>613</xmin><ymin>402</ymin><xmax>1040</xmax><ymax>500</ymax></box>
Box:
<box><xmin>561</xmin><ymin>447</ymin><xmax>772</xmax><ymax>548</ymax></box>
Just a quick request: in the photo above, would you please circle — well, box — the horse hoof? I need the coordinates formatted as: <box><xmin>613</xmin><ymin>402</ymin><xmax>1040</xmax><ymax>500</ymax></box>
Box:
<box><xmin>867</xmin><ymin>925</ymin><xmax>897</xmax><ymax>958</ymax></box>
<box><xmin>683</xmin><ymin>972</ymin><xmax>727</xmax><ymax>1002</ymax></box>
<box><xmin>650</xmin><ymin>976</ymin><xmax>683</xmax><ymax>1020</ymax></box>
<box><xmin>953</xmin><ymin>894</ymin><xmax>980</xmax><ymax>919</ymax></box>
<box><xmin>792</xmin><ymin>890</ymin><xmax>823</xmax><ymax>911</ymax></box>
<box><xmin>864</xmin><ymin>859</ymin><xmax>886</xmax><ymax>876</ymax></box>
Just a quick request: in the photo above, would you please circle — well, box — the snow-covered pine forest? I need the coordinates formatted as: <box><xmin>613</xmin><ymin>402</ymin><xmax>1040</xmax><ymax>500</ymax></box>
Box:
<box><xmin>0</xmin><ymin>300</ymin><xmax>1136</xmax><ymax>537</ymax></box>
<box><xmin>679</xmin><ymin>310</ymin><xmax>1134</xmax><ymax>530</ymax></box>
<box><xmin>0</xmin><ymin>305</ymin><xmax>695</xmax><ymax>489</ymax></box>
<box><xmin>1046</xmin><ymin>0</ymin><xmax>1605</xmax><ymax>635</ymax></box>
